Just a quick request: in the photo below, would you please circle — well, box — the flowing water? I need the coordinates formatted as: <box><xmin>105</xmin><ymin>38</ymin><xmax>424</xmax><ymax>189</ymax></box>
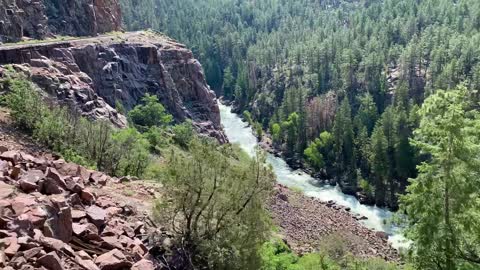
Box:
<box><xmin>218</xmin><ymin>103</ymin><xmax>408</xmax><ymax>250</ymax></box>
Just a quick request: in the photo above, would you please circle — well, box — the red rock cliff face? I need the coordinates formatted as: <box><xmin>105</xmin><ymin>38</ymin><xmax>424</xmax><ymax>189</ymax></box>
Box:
<box><xmin>0</xmin><ymin>0</ymin><xmax>122</xmax><ymax>43</ymax></box>
<box><xmin>0</xmin><ymin>32</ymin><xmax>227</xmax><ymax>142</ymax></box>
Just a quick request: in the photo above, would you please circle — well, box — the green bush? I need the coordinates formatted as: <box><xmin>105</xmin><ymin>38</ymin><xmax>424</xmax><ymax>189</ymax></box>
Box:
<box><xmin>172</xmin><ymin>120</ymin><xmax>195</xmax><ymax>148</ymax></box>
<box><xmin>106</xmin><ymin>128</ymin><xmax>151</xmax><ymax>177</ymax></box>
<box><xmin>2</xmin><ymin>76</ymin><xmax>151</xmax><ymax>177</ymax></box>
<box><xmin>128</xmin><ymin>93</ymin><xmax>173</xmax><ymax>130</ymax></box>
<box><xmin>157</xmin><ymin>138</ymin><xmax>275</xmax><ymax>269</ymax></box>
<box><xmin>4</xmin><ymin>78</ymin><xmax>47</xmax><ymax>131</ymax></box>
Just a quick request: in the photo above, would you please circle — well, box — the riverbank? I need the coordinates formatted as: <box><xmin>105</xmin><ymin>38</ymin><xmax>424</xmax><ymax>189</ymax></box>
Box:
<box><xmin>269</xmin><ymin>185</ymin><xmax>400</xmax><ymax>261</ymax></box>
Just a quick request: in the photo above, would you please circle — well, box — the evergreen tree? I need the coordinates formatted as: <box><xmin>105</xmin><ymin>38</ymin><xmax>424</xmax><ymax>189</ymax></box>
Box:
<box><xmin>333</xmin><ymin>99</ymin><xmax>357</xmax><ymax>193</ymax></box>
<box><xmin>401</xmin><ymin>85</ymin><xmax>480</xmax><ymax>270</ymax></box>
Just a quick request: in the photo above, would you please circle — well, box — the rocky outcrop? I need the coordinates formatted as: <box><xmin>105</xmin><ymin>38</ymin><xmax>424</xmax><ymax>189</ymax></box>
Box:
<box><xmin>0</xmin><ymin>0</ymin><xmax>122</xmax><ymax>43</ymax></box>
<box><xmin>269</xmin><ymin>185</ymin><xmax>399</xmax><ymax>261</ymax></box>
<box><xmin>0</xmin><ymin>146</ymin><xmax>169</xmax><ymax>269</ymax></box>
<box><xmin>44</xmin><ymin>0</ymin><xmax>122</xmax><ymax>37</ymax></box>
<box><xmin>0</xmin><ymin>32</ymin><xmax>227</xmax><ymax>141</ymax></box>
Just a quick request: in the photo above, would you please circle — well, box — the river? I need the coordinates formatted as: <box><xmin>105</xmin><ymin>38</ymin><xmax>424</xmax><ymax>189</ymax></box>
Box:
<box><xmin>218</xmin><ymin>103</ymin><xmax>408</xmax><ymax>250</ymax></box>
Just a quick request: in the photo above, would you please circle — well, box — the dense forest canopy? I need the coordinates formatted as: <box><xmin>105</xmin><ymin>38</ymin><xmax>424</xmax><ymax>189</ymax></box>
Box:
<box><xmin>121</xmin><ymin>0</ymin><xmax>480</xmax><ymax>207</ymax></box>
<box><xmin>120</xmin><ymin>1</ymin><xmax>480</xmax><ymax>269</ymax></box>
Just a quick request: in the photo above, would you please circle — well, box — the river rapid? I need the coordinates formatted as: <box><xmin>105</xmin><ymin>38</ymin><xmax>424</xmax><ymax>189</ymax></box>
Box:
<box><xmin>218</xmin><ymin>103</ymin><xmax>408</xmax><ymax>250</ymax></box>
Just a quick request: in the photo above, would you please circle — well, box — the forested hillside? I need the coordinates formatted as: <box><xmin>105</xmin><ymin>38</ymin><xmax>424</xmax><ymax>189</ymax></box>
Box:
<box><xmin>121</xmin><ymin>0</ymin><xmax>480</xmax><ymax>208</ymax></box>
<box><xmin>120</xmin><ymin>0</ymin><xmax>480</xmax><ymax>269</ymax></box>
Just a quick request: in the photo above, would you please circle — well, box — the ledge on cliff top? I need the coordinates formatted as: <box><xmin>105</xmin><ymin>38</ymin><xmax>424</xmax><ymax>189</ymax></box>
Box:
<box><xmin>0</xmin><ymin>31</ymin><xmax>185</xmax><ymax>52</ymax></box>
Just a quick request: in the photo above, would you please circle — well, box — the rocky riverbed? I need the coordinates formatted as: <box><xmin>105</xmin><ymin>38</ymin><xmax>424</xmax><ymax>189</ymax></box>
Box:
<box><xmin>268</xmin><ymin>184</ymin><xmax>400</xmax><ymax>261</ymax></box>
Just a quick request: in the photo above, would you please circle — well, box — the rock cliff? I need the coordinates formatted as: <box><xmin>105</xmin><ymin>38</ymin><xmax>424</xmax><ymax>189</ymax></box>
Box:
<box><xmin>0</xmin><ymin>32</ymin><xmax>227</xmax><ymax>142</ymax></box>
<box><xmin>0</xmin><ymin>0</ymin><xmax>122</xmax><ymax>43</ymax></box>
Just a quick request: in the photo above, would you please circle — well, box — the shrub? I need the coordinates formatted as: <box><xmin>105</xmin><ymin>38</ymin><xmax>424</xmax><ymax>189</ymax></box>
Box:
<box><xmin>128</xmin><ymin>93</ymin><xmax>173</xmax><ymax>130</ymax></box>
<box><xmin>172</xmin><ymin>120</ymin><xmax>195</xmax><ymax>148</ymax></box>
<box><xmin>2</xmin><ymin>76</ymin><xmax>151</xmax><ymax>177</ymax></box>
<box><xmin>157</xmin><ymin>138</ymin><xmax>275</xmax><ymax>269</ymax></box>
<box><xmin>4</xmin><ymin>77</ymin><xmax>47</xmax><ymax>131</ymax></box>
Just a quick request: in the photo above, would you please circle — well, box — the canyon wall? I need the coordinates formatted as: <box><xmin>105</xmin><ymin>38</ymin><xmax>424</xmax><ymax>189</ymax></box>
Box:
<box><xmin>0</xmin><ymin>0</ymin><xmax>123</xmax><ymax>43</ymax></box>
<box><xmin>0</xmin><ymin>32</ymin><xmax>227</xmax><ymax>142</ymax></box>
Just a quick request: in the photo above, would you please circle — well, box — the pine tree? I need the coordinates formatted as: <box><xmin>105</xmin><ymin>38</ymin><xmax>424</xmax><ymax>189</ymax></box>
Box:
<box><xmin>370</xmin><ymin>122</ymin><xmax>388</xmax><ymax>206</ymax></box>
<box><xmin>401</xmin><ymin>85</ymin><xmax>480</xmax><ymax>270</ymax></box>
<box><xmin>333</xmin><ymin>98</ymin><xmax>357</xmax><ymax>193</ymax></box>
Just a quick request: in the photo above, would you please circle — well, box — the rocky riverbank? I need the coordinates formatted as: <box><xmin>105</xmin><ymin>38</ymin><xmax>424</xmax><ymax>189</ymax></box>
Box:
<box><xmin>268</xmin><ymin>184</ymin><xmax>399</xmax><ymax>261</ymax></box>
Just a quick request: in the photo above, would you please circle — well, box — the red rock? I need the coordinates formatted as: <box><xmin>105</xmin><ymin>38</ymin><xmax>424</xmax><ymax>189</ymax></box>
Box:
<box><xmin>43</xmin><ymin>205</ymin><xmax>72</xmax><ymax>243</ymax></box>
<box><xmin>10</xmin><ymin>256</ymin><xmax>27</xmax><ymax>268</ymax></box>
<box><xmin>0</xmin><ymin>160</ymin><xmax>9</xmax><ymax>173</ymax></box>
<box><xmin>12</xmin><ymin>195</ymin><xmax>36</xmax><ymax>214</ymax></box>
<box><xmin>4</xmin><ymin>237</ymin><xmax>20</xmax><ymax>257</ymax></box>
<box><xmin>101</xmin><ymin>236</ymin><xmax>124</xmax><ymax>250</ymax></box>
<box><xmin>72</xmin><ymin>209</ymin><xmax>87</xmax><ymax>219</ymax></box>
<box><xmin>131</xmin><ymin>259</ymin><xmax>154</xmax><ymax>270</ymax></box>
<box><xmin>81</xmin><ymin>189</ymin><xmax>96</xmax><ymax>203</ymax></box>
<box><xmin>86</xmin><ymin>205</ymin><xmax>106</xmax><ymax>227</ymax></box>
<box><xmin>20</xmin><ymin>170</ymin><xmax>45</xmax><ymax>184</ymax></box>
<box><xmin>19</xmin><ymin>179</ymin><xmax>38</xmax><ymax>192</ymax></box>
<box><xmin>0</xmin><ymin>151</ymin><xmax>20</xmax><ymax>165</ymax></box>
<box><xmin>10</xmin><ymin>165</ymin><xmax>21</xmax><ymax>179</ymax></box>
<box><xmin>39</xmin><ymin>177</ymin><xmax>64</xmax><ymax>195</ymax></box>
<box><xmin>90</xmin><ymin>172</ymin><xmax>108</xmax><ymax>186</ymax></box>
<box><xmin>38</xmin><ymin>251</ymin><xmax>64</xmax><ymax>270</ymax></box>
<box><xmin>39</xmin><ymin>236</ymin><xmax>65</xmax><ymax>251</ymax></box>
<box><xmin>105</xmin><ymin>207</ymin><xmax>122</xmax><ymax>218</ymax></box>
<box><xmin>23</xmin><ymin>247</ymin><xmax>42</xmax><ymax>260</ymax></box>
<box><xmin>76</xmin><ymin>258</ymin><xmax>100</xmax><ymax>270</ymax></box>
<box><xmin>21</xmin><ymin>153</ymin><xmax>46</xmax><ymax>166</ymax></box>
<box><xmin>45</xmin><ymin>167</ymin><xmax>67</xmax><ymax>189</ymax></box>
<box><xmin>0</xmin><ymin>181</ymin><xmax>14</xmax><ymax>199</ymax></box>
<box><xmin>65</xmin><ymin>177</ymin><xmax>84</xmax><ymax>193</ymax></box>
<box><xmin>0</xmin><ymin>250</ymin><xmax>6</xmax><ymax>267</ymax></box>
<box><xmin>76</xmin><ymin>250</ymin><xmax>92</xmax><ymax>260</ymax></box>
<box><xmin>72</xmin><ymin>222</ymin><xmax>98</xmax><ymax>236</ymax></box>
<box><xmin>95</xmin><ymin>249</ymin><xmax>131</xmax><ymax>270</ymax></box>
<box><xmin>26</xmin><ymin>206</ymin><xmax>48</xmax><ymax>226</ymax></box>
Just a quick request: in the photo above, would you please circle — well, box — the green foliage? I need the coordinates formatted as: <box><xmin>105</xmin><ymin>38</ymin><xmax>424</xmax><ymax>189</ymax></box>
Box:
<box><xmin>2</xmin><ymin>77</ymin><xmax>151</xmax><ymax>177</ymax></box>
<box><xmin>157</xmin><ymin>138</ymin><xmax>276</xmax><ymax>269</ymax></box>
<box><xmin>270</xmin><ymin>123</ymin><xmax>282</xmax><ymax>146</ymax></box>
<box><xmin>254</xmin><ymin>122</ymin><xmax>263</xmax><ymax>139</ymax></box>
<box><xmin>128</xmin><ymin>94</ymin><xmax>173</xmax><ymax>130</ymax></box>
<box><xmin>107</xmin><ymin>128</ymin><xmax>151</xmax><ymax>177</ymax></box>
<box><xmin>172</xmin><ymin>121</ymin><xmax>195</xmax><ymax>148</ymax></box>
<box><xmin>243</xmin><ymin>110</ymin><xmax>253</xmax><ymax>125</ymax></box>
<box><xmin>4</xmin><ymin>77</ymin><xmax>46</xmax><ymax>130</ymax></box>
<box><xmin>143</xmin><ymin>126</ymin><xmax>168</xmax><ymax>152</ymax></box>
<box><xmin>259</xmin><ymin>237</ymin><xmax>404</xmax><ymax>270</ymax></box>
<box><xmin>401</xmin><ymin>85</ymin><xmax>480</xmax><ymax>270</ymax></box>
<box><xmin>282</xmin><ymin>112</ymin><xmax>300</xmax><ymax>157</ymax></box>
<box><xmin>121</xmin><ymin>0</ymin><xmax>480</xmax><ymax>207</ymax></box>
<box><xmin>333</xmin><ymin>99</ymin><xmax>357</xmax><ymax>192</ymax></box>
<box><xmin>304</xmin><ymin>131</ymin><xmax>333</xmax><ymax>171</ymax></box>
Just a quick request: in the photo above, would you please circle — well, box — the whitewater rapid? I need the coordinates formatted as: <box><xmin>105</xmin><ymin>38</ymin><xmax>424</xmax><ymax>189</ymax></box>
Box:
<box><xmin>218</xmin><ymin>103</ymin><xmax>408</xmax><ymax>250</ymax></box>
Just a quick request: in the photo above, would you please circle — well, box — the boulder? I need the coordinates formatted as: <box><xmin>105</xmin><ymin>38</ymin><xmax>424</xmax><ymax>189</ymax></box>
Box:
<box><xmin>90</xmin><ymin>172</ymin><xmax>108</xmax><ymax>186</ymax></box>
<box><xmin>131</xmin><ymin>259</ymin><xmax>155</xmax><ymax>270</ymax></box>
<box><xmin>86</xmin><ymin>205</ymin><xmax>106</xmax><ymax>227</ymax></box>
<box><xmin>45</xmin><ymin>168</ymin><xmax>67</xmax><ymax>190</ymax></box>
<box><xmin>4</xmin><ymin>236</ymin><xmax>20</xmax><ymax>257</ymax></box>
<box><xmin>0</xmin><ymin>151</ymin><xmax>20</xmax><ymax>164</ymax></box>
<box><xmin>38</xmin><ymin>251</ymin><xmax>64</xmax><ymax>270</ymax></box>
<box><xmin>0</xmin><ymin>181</ymin><xmax>14</xmax><ymax>199</ymax></box>
<box><xmin>95</xmin><ymin>249</ymin><xmax>132</xmax><ymax>270</ymax></box>
<box><xmin>81</xmin><ymin>189</ymin><xmax>96</xmax><ymax>203</ymax></box>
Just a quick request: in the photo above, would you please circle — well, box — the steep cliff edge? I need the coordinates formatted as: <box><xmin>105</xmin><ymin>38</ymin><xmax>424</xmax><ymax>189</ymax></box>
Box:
<box><xmin>0</xmin><ymin>0</ymin><xmax>122</xmax><ymax>43</ymax></box>
<box><xmin>0</xmin><ymin>32</ymin><xmax>227</xmax><ymax>142</ymax></box>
